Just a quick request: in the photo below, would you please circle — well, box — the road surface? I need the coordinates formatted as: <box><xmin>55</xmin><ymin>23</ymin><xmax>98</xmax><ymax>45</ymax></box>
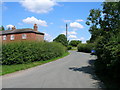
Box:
<box><xmin>2</xmin><ymin>51</ymin><xmax>104</xmax><ymax>88</ymax></box>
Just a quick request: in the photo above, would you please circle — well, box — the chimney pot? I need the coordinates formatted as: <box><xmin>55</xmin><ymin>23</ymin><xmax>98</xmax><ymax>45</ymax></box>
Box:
<box><xmin>34</xmin><ymin>24</ymin><xmax>38</xmax><ymax>31</ymax></box>
<box><xmin>12</xmin><ymin>26</ymin><xmax>16</xmax><ymax>30</ymax></box>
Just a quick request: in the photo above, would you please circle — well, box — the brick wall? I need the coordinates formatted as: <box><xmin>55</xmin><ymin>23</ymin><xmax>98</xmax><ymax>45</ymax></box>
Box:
<box><xmin>2</xmin><ymin>33</ymin><xmax>44</xmax><ymax>43</ymax></box>
<box><xmin>36</xmin><ymin>34</ymin><xmax>44</xmax><ymax>41</ymax></box>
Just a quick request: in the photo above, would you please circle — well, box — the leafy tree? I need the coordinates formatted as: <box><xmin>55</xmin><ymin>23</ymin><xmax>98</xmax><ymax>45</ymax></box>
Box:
<box><xmin>53</xmin><ymin>34</ymin><xmax>68</xmax><ymax>46</ymax></box>
<box><xmin>86</xmin><ymin>9</ymin><xmax>102</xmax><ymax>43</ymax></box>
<box><xmin>86</xmin><ymin>1</ymin><xmax>120</xmax><ymax>86</ymax></box>
<box><xmin>69</xmin><ymin>40</ymin><xmax>81</xmax><ymax>47</ymax></box>
<box><xmin>0</xmin><ymin>26</ymin><xmax>5</xmax><ymax>31</ymax></box>
<box><xmin>86</xmin><ymin>40</ymin><xmax>90</xmax><ymax>43</ymax></box>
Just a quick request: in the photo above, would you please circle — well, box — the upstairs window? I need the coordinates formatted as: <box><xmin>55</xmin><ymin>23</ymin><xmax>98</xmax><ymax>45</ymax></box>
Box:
<box><xmin>3</xmin><ymin>35</ymin><xmax>7</xmax><ymax>40</ymax></box>
<box><xmin>10</xmin><ymin>35</ymin><xmax>14</xmax><ymax>40</ymax></box>
<box><xmin>22</xmin><ymin>34</ymin><xmax>26</xmax><ymax>39</ymax></box>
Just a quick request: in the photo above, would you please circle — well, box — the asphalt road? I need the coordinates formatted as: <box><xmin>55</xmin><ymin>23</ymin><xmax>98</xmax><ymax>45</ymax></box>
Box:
<box><xmin>2</xmin><ymin>51</ymin><xmax>104</xmax><ymax>88</ymax></box>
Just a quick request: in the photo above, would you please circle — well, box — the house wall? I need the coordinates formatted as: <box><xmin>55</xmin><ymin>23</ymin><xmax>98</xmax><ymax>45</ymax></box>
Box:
<box><xmin>36</xmin><ymin>34</ymin><xmax>44</xmax><ymax>41</ymax></box>
<box><xmin>2</xmin><ymin>33</ymin><xmax>44</xmax><ymax>43</ymax></box>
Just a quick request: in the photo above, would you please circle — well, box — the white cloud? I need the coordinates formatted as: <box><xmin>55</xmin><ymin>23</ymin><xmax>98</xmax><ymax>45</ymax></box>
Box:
<box><xmin>68</xmin><ymin>31</ymin><xmax>77</xmax><ymax>35</ymax></box>
<box><xmin>78</xmin><ymin>37</ymin><xmax>85</xmax><ymax>41</ymax></box>
<box><xmin>70</xmin><ymin>22</ymin><xmax>84</xmax><ymax>29</ymax></box>
<box><xmin>44</xmin><ymin>32</ymin><xmax>53</xmax><ymax>42</ymax></box>
<box><xmin>18</xmin><ymin>23</ymin><xmax>23</xmax><ymax>25</ymax></box>
<box><xmin>63</xmin><ymin>19</ymin><xmax>71</xmax><ymax>23</ymax></box>
<box><xmin>20</xmin><ymin>0</ymin><xmax>57</xmax><ymax>14</ymax></box>
<box><xmin>61</xmin><ymin>31</ymin><xmax>77</xmax><ymax>35</ymax></box>
<box><xmin>75</xmin><ymin>19</ymin><xmax>84</xmax><ymax>22</ymax></box>
<box><xmin>6</xmin><ymin>25</ymin><xmax>14</xmax><ymax>29</ymax></box>
<box><xmin>23</xmin><ymin>16</ymin><xmax>47</xmax><ymax>27</ymax></box>
<box><xmin>68</xmin><ymin>35</ymin><xmax>77</xmax><ymax>39</ymax></box>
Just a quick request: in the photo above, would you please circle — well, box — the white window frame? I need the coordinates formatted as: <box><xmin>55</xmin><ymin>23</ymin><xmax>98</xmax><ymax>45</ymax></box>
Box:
<box><xmin>3</xmin><ymin>35</ymin><xmax>7</xmax><ymax>40</ymax></box>
<box><xmin>10</xmin><ymin>35</ymin><xmax>15</xmax><ymax>40</ymax></box>
<box><xmin>22</xmin><ymin>34</ymin><xmax>27</xmax><ymax>39</ymax></box>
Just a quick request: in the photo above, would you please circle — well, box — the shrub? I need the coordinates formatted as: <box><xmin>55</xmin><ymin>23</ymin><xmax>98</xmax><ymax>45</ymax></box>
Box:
<box><xmin>77</xmin><ymin>43</ymin><xmax>94</xmax><ymax>53</ymax></box>
<box><xmin>69</xmin><ymin>40</ymin><xmax>81</xmax><ymax>47</ymax></box>
<box><xmin>2</xmin><ymin>41</ymin><xmax>67</xmax><ymax>65</ymax></box>
<box><xmin>53</xmin><ymin>34</ymin><xmax>68</xmax><ymax>46</ymax></box>
<box><xmin>67</xmin><ymin>45</ymin><xmax>72</xmax><ymax>50</ymax></box>
<box><xmin>95</xmin><ymin>34</ymin><xmax>120</xmax><ymax>80</ymax></box>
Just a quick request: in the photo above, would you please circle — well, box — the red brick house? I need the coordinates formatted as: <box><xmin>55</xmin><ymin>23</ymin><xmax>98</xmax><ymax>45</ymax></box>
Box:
<box><xmin>0</xmin><ymin>24</ymin><xmax>44</xmax><ymax>43</ymax></box>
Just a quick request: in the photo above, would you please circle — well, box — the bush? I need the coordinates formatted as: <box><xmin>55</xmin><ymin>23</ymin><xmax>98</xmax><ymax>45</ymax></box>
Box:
<box><xmin>53</xmin><ymin>34</ymin><xmax>68</xmax><ymax>46</ymax></box>
<box><xmin>69</xmin><ymin>40</ymin><xmax>81</xmax><ymax>47</ymax></box>
<box><xmin>2</xmin><ymin>41</ymin><xmax>67</xmax><ymax>65</ymax></box>
<box><xmin>77</xmin><ymin>43</ymin><xmax>94</xmax><ymax>53</ymax></box>
<box><xmin>67</xmin><ymin>45</ymin><xmax>72</xmax><ymax>50</ymax></box>
<box><xmin>95</xmin><ymin>34</ymin><xmax>120</xmax><ymax>80</ymax></box>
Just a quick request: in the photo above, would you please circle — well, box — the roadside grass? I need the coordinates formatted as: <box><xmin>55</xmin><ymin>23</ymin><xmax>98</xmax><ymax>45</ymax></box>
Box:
<box><xmin>0</xmin><ymin>52</ymin><xmax>70</xmax><ymax>76</ymax></box>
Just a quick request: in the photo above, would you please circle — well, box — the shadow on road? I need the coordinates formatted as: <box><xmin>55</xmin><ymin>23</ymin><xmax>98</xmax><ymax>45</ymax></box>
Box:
<box><xmin>69</xmin><ymin>59</ymin><xmax>105</xmax><ymax>89</ymax></box>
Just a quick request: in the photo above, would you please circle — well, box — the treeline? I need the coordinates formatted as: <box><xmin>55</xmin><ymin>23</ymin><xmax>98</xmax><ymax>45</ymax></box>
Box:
<box><xmin>2</xmin><ymin>41</ymin><xmax>67</xmax><ymax>65</ymax></box>
<box><xmin>86</xmin><ymin>1</ymin><xmax>120</xmax><ymax>87</ymax></box>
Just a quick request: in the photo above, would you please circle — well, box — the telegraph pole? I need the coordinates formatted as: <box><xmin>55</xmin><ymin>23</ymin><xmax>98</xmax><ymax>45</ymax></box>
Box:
<box><xmin>66</xmin><ymin>23</ymin><xmax>68</xmax><ymax>40</ymax></box>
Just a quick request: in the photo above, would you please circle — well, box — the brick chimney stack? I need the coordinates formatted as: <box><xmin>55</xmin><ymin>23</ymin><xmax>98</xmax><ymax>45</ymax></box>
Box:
<box><xmin>12</xmin><ymin>26</ymin><xmax>16</xmax><ymax>30</ymax></box>
<box><xmin>34</xmin><ymin>24</ymin><xmax>38</xmax><ymax>31</ymax></box>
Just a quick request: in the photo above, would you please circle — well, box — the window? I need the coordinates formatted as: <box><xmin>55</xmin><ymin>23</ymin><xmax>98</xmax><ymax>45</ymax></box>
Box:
<box><xmin>22</xmin><ymin>34</ymin><xmax>26</xmax><ymax>39</ymax></box>
<box><xmin>3</xmin><ymin>35</ymin><xmax>7</xmax><ymax>40</ymax></box>
<box><xmin>10</xmin><ymin>35</ymin><xmax>14</xmax><ymax>40</ymax></box>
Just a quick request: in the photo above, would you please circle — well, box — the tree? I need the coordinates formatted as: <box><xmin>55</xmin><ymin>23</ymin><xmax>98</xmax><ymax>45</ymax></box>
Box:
<box><xmin>86</xmin><ymin>9</ymin><xmax>102</xmax><ymax>43</ymax></box>
<box><xmin>86</xmin><ymin>1</ymin><xmax>120</xmax><ymax>84</ymax></box>
<box><xmin>0</xmin><ymin>26</ymin><xmax>5</xmax><ymax>31</ymax></box>
<box><xmin>69</xmin><ymin>40</ymin><xmax>81</xmax><ymax>47</ymax></box>
<box><xmin>53</xmin><ymin>34</ymin><xmax>68</xmax><ymax>46</ymax></box>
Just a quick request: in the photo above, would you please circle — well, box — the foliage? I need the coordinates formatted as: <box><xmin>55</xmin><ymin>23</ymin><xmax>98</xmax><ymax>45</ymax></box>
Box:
<box><xmin>1</xmin><ymin>52</ymin><xmax>70</xmax><ymax>75</ymax></box>
<box><xmin>0</xmin><ymin>26</ymin><xmax>5</xmax><ymax>31</ymax></box>
<box><xmin>2</xmin><ymin>41</ymin><xmax>67</xmax><ymax>65</ymax></box>
<box><xmin>53</xmin><ymin>34</ymin><xmax>68</xmax><ymax>46</ymax></box>
<box><xmin>95</xmin><ymin>33</ymin><xmax>120</xmax><ymax>79</ymax></box>
<box><xmin>69</xmin><ymin>40</ymin><xmax>81</xmax><ymax>47</ymax></box>
<box><xmin>86</xmin><ymin>1</ymin><xmax>120</xmax><ymax>84</ymax></box>
<box><xmin>86</xmin><ymin>9</ymin><xmax>102</xmax><ymax>43</ymax></box>
<box><xmin>67</xmin><ymin>45</ymin><xmax>72</xmax><ymax>50</ymax></box>
<box><xmin>77</xmin><ymin>43</ymin><xmax>94</xmax><ymax>53</ymax></box>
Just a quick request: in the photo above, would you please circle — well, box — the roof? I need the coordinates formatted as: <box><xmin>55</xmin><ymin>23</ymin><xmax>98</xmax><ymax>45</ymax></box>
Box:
<box><xmin>0</xmin><ymin>28</ymin><xmax>44</xmax><ymax>35</ymax></box>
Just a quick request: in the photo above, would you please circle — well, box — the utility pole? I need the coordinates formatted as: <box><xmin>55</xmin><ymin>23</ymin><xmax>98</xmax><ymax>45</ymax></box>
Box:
<box><xmin>66</xmin><ymin>23</ymin><xmax>68</xmax><ymax>40</ymax></box>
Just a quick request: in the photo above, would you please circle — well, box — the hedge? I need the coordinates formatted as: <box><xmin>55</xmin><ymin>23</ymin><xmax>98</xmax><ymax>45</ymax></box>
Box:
<box><xmin>2</xmin><ymin>41</ymin><xmax>67</xmax><ymax>65</ymax></box>
<box><xmin>94</xmin><ymin>34</ymin><xmax>120</xmax><ymax>80</ymax></box>
<box><xmin>77</xmin><ymin>43</ymin><xmax>94</xmax><ymax>53</ymax></box>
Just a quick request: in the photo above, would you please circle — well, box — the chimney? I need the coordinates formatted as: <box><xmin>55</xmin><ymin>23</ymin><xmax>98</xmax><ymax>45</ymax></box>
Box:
<box><xmin>12</xmin><ymin>26</ymin><xmax>16</xmax><ymax>30</ymax></box>
<box><xmin>34</xmin><ymin>24</ymin><xmax>38</xmax><ymax>31</ymax></box>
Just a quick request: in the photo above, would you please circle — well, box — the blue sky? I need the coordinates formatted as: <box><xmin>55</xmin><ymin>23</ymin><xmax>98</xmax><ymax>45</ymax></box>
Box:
<box><xmin>2</xmin><ymin>1</ymin><xmax>102</xmax><ymax>42</ymax></box>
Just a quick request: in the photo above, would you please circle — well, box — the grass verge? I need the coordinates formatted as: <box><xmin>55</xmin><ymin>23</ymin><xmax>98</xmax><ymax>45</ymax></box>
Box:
<box><xmin>0</xmin><ymin>52</ymin><xmax>70</xmax><ymax>76</ymax></box>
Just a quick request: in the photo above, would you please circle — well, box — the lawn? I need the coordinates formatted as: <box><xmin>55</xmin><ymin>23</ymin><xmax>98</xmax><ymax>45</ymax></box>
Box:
<box><xmin>0</xmin><ymin>52</ymin><xmax>70</xmax><ymax>75</ymax></box>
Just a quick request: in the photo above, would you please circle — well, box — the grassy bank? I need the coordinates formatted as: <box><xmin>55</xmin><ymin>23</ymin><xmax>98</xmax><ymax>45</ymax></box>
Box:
<box><xmin>1</xmin><ymin>52</ymin><xmax>70</xmax><ymax>75</ymax></box>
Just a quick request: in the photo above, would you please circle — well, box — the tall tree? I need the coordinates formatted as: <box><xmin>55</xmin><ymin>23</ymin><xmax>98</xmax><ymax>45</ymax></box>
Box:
<box><xmin>0</xmin><ymin>26</ymin><xmax>5</xmax><ymax>31</ymax></box>
<box><xmin>53</xmin><ymin>34</ymin><xmax>68</xmax><ymax>46</ymax></box>
<box><xmin>86</xmin><ymin>9</ymin><xmax>102</xmax><ymax>43</ymax></box>
<box><xmin>69</xmin><ymin>40</ymin><xmax>81</xmax><ymax>47</ymax></box>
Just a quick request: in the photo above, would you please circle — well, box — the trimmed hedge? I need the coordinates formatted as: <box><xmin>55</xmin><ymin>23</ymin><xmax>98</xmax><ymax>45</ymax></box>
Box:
<box><xmin>77</xmin><ymin>43</ymin><xmax>94</xmax><ymax>53</ymax></box>
<box><xmin>2</xmin><ymin>41</ymin><xmax>67</xmax><ymax>65</ymax></box>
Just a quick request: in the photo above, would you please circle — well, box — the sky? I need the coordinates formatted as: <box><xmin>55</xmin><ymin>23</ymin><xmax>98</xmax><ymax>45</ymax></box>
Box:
<box><xmin>1</xmin><ymin>0</ymin><xmax>103</xmax><ymax>43</ymax></box>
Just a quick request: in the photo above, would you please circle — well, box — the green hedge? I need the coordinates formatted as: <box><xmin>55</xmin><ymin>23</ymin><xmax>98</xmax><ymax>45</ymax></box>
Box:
<box><xmin>77</xmin><ymin>43</ymin><xmax>94</xmax><ymax>53</ymax></box>
<box><xmin>2</xmin><ymin>41</ymin><xmax>67</xmax><ymax>65</ymax></box>
<box><xmin>95</xmin><ymin>34</ymin><xmax>120</xmax><ymax>80</ymax></box>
